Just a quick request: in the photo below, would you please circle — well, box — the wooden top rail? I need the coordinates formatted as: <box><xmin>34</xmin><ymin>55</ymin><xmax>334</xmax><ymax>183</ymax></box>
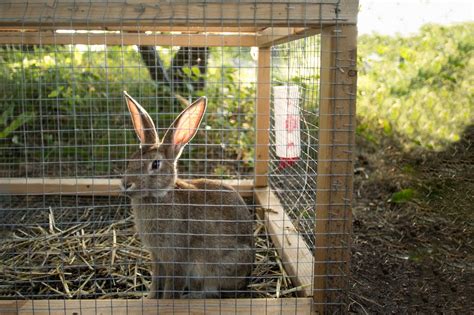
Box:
<box><xmin>0</xmin><ymin>1</ymin><xmax>358</xmax><ymax>29</ymax></box>
<box><xmin>0</xmin><ymin>27</ymin><xmax>324</xmax><ymax>47</ymax></box>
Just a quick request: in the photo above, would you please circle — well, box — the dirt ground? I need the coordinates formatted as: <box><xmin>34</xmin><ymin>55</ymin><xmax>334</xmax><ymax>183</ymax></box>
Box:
<box><xmin>348</xmin><ymin>126</ymin><xmax>473</xmax><ymax>314</ymax></box>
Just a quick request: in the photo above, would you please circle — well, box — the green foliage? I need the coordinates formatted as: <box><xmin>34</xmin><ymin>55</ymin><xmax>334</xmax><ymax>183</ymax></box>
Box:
<box><xmin>202</xmin><ymin>47</ymin><xmax>256</xmax><ymax>167</ymax></box>
<box><xmin>0</xmin><ymin>45</ymin><xmax>257</xmax><ymax>176</ymax></box>
<box><xmin>358</xmin><ymin>23</ymin><xmax>474</xmax><ymax>150</ymax></box>
<box><xmin>389</xmin><ymin>188</ymin><xmax>417</xmax><ymax>204</ymax></box>
<box><xmin>0</xmin><ymin>106</ymin><xmax>35</xmax><ymax>139</ymax></box>
<box><xmin>0</xmin><ymin>45</ymin><xmax>157</xmax><ymax>174</ymax></box>
<box><xmin>407</xmin><ymin>247</ymin><xmax>435</xmax><ymax>263</ymax></box>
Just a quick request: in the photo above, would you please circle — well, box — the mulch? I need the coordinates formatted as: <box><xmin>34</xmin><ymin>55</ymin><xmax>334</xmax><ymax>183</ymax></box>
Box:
<box><xmin>348</xmin><ymin>126</ymin><xmax>473</xmax><ymax>313</ymax></box>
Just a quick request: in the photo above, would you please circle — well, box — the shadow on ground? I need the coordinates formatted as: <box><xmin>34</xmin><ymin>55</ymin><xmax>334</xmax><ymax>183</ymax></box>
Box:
<box><xmin>349</xmin><ymin>125</ymin><xmax>473</xmax><ymax>313</ymax></box>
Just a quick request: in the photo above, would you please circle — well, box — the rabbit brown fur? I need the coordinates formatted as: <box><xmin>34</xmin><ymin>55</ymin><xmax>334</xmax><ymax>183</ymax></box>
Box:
<box><xmin>121</xmin><ymin>92</ymin><xmax>254</xmax><ymax>299</ymax></box>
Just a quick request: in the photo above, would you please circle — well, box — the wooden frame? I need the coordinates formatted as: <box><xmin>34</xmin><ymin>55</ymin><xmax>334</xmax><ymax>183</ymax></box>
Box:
<box><xmin>0</xmin><ymin>27</ymin><xmax>324</xmax><ymax>48</ymax></box>
<box><xmin>0</xmin><ymin>0</ymin><xmax>358</xmax><ymax>48</ymax></box>
<box><xmin>0</xmin><ymin>0</ymin><xmax>358</xmax><ymax>28</ymax></box>
<box><xmin>254</xmin><ymin>47</ymin><xmax>272</xmax><ymax>187</ymax></box>
<box><xmin>255</xmin><ymin>188</ymin><xmax>313</xmax><ymax>297</ymax></box>
<box><xmin>0</xmin><ymin>298</ymin><xmax>313</xmax><ymax>315</ymax></box>
<box><xmin>313</xmin><ymin>25</ymin><xmax>357</xmax><ymax>314</ymax></box>
<box><xmin>0</xmin><ymin>178</ymin><xmax>254</xmax><ymax>197</ymax></box>
<box><xmin>0</xmin><ymin>31</ymin><xmax>259</xmax><ymax>47</ymax></box>
<box><xmin>257</xmin><ymin>27</ymin><xmax>320</xmax><ymax>47</ymax></box>
<box><xmin>0</xmin><ymin>1</ymin><xmax>358</xmax><ymax>314</ymax></box>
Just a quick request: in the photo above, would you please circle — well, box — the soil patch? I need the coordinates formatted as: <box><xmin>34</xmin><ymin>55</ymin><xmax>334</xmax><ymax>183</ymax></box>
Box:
<box><xmin>349</xmin><ymin>126</ymin><xmax>473</xmax><ymax>313</ymax></box>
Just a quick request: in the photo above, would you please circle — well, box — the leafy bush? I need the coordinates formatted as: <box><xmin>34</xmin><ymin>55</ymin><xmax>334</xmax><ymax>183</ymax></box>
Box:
<box><xmin>0</xmin><ymin>45</ymin><xmax>257</xmax><ymax>177</ymax></box>
<box><xmin>0</xmin><ymin>45</ymin><xmax>175</xmax><ymax>175</ymax></box>
<box><xmin>358</xmin><ymin>23</ymin><xmax>473</xmax><ymax>150</ymax></box>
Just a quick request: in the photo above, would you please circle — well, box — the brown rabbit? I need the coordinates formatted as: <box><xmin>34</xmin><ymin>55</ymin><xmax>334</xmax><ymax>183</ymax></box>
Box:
<box><xmin>121</xmin><ymin>92</ymin><xmax>254</xmax><ymax>299</ymax></box>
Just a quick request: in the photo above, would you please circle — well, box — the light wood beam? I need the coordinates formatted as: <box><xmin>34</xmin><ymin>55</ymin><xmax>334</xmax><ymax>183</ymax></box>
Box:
<box><xmin>254</xmin><ymin>47</ymin><xmax>272</xmax><ymax>187</ymax></box>
<box><xmin>0</xmin><ymin>1</ymin><xmax>358</xmax><ymax>28</ymax></box>
<box><xmin>313</xmin><ymin>24</ymin><xmax>358</xmax><ymax>314</ymax></box>
<box><xmin>255</xmin><ymin>187</ymin><xmax>314</xmax><ymax>297</ymax></box>
<box><xmin>0</xmin><ymin>178</ymin><xmax>254</xmax><ymax>197</ymax></box>
<box><xmin>0</xmin><ymin>32</ymin><xmax>257</xmax><ymax>47</ymax></box>
<box><xmin>0</xmin><ymin>298</ymin><xmax>313</xmax><ymax>315</ymax></box>
<box><xmin>257</xmin><ymin>27</ymin><xmax>321</xmax><ymax>47</ymax></box>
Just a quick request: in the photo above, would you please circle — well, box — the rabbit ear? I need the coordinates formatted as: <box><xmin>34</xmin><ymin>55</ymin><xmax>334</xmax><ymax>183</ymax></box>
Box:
<box><xmin>163</xmin><ymin>96</ymin><xmax>207</xmax><ymax>160</ymax></box>
<box><xmin>124</xmin><ymin>91</ymin><xmax>159</xmax><ymax>145</ymax></box>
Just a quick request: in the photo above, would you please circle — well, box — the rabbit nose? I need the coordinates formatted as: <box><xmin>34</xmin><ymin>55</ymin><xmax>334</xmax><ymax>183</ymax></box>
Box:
<box><xmin>121</xmin><ymin>180</ymin><xmax>134</xmax><ymax>191</ymax></box>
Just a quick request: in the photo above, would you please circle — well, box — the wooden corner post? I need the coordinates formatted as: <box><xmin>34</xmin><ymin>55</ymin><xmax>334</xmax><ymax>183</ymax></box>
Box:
<box><xmin>313</xmin><ymin>24</ymin><xmax>358</xmax><ymax>314</ymax></box>
<box><xmin>255</xmin><ymin>47</ymin><xmax>272</xmax><ymax>187</ymax></box>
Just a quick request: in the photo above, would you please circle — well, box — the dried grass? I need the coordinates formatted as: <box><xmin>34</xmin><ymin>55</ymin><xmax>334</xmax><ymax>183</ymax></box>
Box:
<box><xmin>0</xmin><ymin>197</ymin><xmax>300</xmax><ymax>299</ymax></box>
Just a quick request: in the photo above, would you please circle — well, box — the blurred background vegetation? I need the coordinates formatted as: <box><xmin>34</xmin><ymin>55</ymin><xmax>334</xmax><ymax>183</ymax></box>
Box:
<box><xmin>0</xmin><ymin>44</ymin><xmax>258</xmax><ymax>177</ymax></box>
<box><xmin>357</xmin><ymin>23</ymin><xmax>473</xmax><ymax>150</ymax></box>
<box><xmin>0</xmin><ymin>22</ymin><xmax>472</xmax><ymax>178</ymax></box>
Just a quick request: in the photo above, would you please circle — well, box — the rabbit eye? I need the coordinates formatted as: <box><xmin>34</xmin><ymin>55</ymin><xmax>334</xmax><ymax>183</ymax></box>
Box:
<box><xmin>151</xmin><ymin>160</ymin><xmax>160</xmax><ymax>170</ymax></box>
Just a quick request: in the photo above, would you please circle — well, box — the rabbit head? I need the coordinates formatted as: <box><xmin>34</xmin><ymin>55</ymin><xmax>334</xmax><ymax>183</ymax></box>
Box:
<box><xmin>121</xmin><ymin>91</ymin><xmax>207</xmax><ymax>199</ymax></box>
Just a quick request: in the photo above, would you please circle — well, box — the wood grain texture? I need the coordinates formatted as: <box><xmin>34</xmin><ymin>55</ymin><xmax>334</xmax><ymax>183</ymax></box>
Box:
<box><xmin>254</xmin><ymin>47</ymin><xmax>272</xmax><ymax>187</ymax></box>
<box><xmin>0</xmin><ymin>298</ymin><xmax>313</xmax><ymax>315</ymax></box>
<box><xmin>313</xmin><ymin>24</ymin><xmax>358</xmax><ymax>314</ymax></box>
<box><xmin>257</xmin><ymin>27</ymin><xmax>321</xmax><ymax>47</ymax></box>
<box><xmin>255</xmin><ymin>188</ymin><xmax>314</xmax><ymax>297</ymax></box>
<box><xmin>0</xmin><ymin>31</ymin><xmax>258</xmax><ymax>47</ymax></box>
<box><xmin>0</xmin><ymin>1</ymin><xmax>358</xmax><ymax>28</ymax></box>
<box><xmin>0</xmin><ymin>178</ymin><xmax>254</xmax><ymax>197</ymax></box>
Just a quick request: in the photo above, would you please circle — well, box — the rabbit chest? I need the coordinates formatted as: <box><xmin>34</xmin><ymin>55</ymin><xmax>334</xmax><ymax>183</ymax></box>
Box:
<box><xmin>131</xmin><ymin>196</ymin><xmax>189</xmax><ymax>250</ymax></box>
<box><xmin>130</xmin><ymin>188</ymin><xmax>252</xmax><ymax>253</ymax></box>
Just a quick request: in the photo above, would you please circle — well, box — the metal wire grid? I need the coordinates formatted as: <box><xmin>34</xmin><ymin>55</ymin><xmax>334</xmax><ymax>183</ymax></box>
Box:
<box><xmin>0</xmin><ymin>1</ymin><xmax>356</xmax><ymax>313</ymax></box>
<box><xmin>268</xmin><ymin>35</ymin><xmax>320</xmax><ymax>251</ymax></box>
<box><xmin>1</xmin><ymin>195</ymin><xmax>288</xmax><ymax>299</ymax></box>
<box><xmin>0</xmin><ymin>45</ymin><xmax>256</xmax><ymax>180</ymax></box>
<box><xmin>0</xmin><ymin>42</ymin><xmax>256</xmax><ymax>298</ymax></box>
<box><xmin>0</xmin><ymin>33</ymin><xmax>305</xmax><ymax>300</ymax></box>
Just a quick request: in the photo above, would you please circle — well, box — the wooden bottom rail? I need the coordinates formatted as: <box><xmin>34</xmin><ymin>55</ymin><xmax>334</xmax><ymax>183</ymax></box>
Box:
<box><xmin>255</xmin><ymin>188</ymin><xmax>314</xmax><ymax>297</ymax></box>
<box><xmin>0</xmin><ymin>298</ymin><xmax>313</xmax><ymax>315</ymax></box>
<box><xmin>0</xmin><ymin>178</ymin><xmax>254</xmax><ymax>197</ymax></box>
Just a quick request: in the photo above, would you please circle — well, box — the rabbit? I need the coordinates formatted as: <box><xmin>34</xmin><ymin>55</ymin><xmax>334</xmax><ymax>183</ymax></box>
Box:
<box><xmin>121</xmin><ymin>91</ymin><xmax>254</xmax><ymax>299</ymax></box>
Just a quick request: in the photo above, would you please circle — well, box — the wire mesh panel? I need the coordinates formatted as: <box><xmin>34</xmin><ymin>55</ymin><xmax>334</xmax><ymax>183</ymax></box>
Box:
<box><xmin>0</xmin><ymin>42</ymin><xmax>262</xmax><ymax>297</ymax></box>
<box><xmin>0</xmin><ymin>1</ymin><xmax>358</xmax><ymax>314</ymax></box>
<box><xmin>269</xmin><ymin>35</ymin><xmax>321</xmax><ymax>250</ymax></box>
<box><xmin>0</xmin><ymin>45</ymin><xmax>255</xmax><ymax>179</ymax></box>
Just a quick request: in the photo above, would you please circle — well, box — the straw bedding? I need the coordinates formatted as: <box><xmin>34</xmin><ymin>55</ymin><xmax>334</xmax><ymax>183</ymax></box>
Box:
<box><xmin>0</xmin><ymin>196</ymin><xmax>301</xmax><ymax>299</ymax></box>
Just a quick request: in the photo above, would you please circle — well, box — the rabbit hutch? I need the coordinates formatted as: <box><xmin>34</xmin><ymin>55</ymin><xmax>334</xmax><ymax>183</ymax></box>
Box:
<box><xmin>0</xmin><ymin>1</ymin><xmax>358</xmax><ymax>314</ymax></box>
